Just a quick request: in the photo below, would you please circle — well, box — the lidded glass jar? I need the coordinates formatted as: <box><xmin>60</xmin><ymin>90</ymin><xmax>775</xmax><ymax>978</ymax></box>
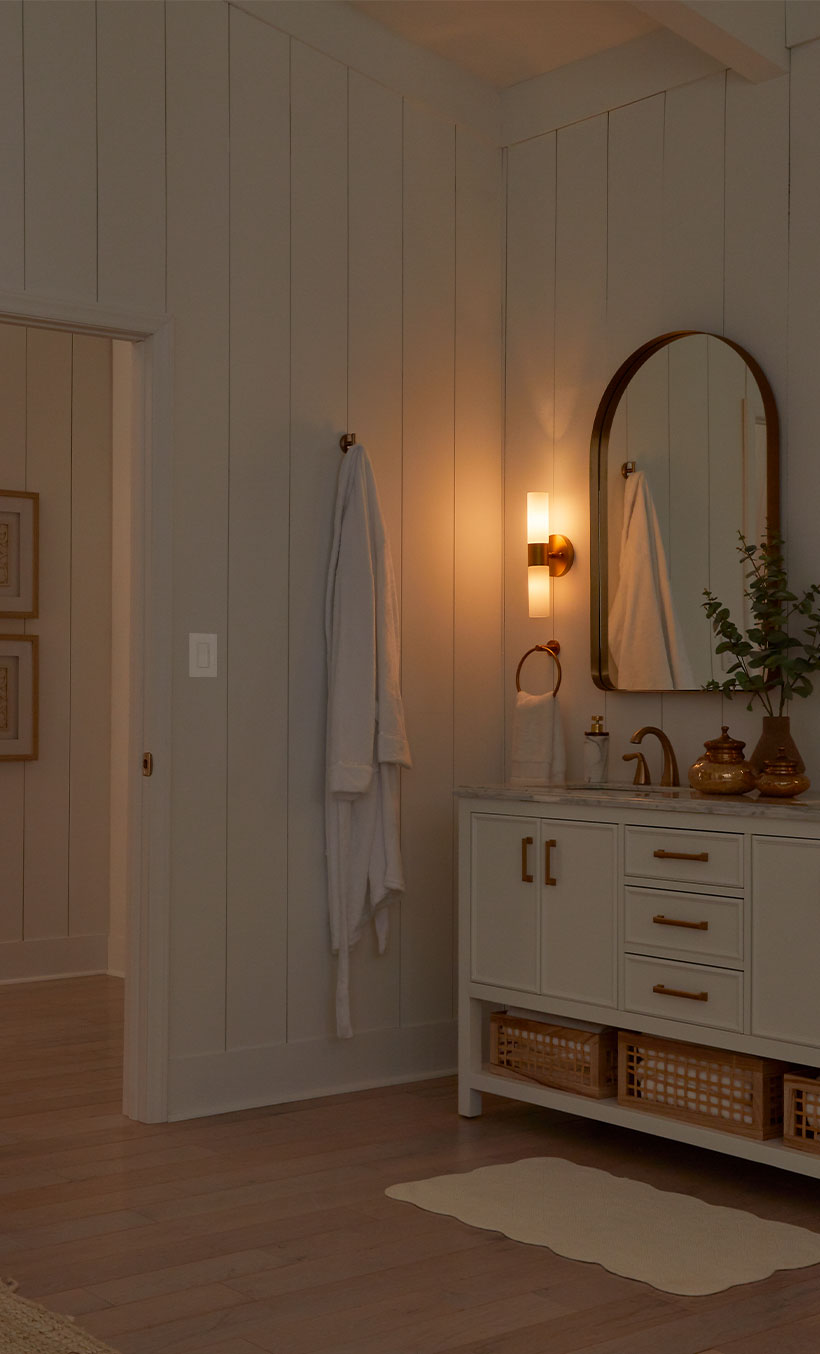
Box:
<box><xmin>688</xmin><ymin>726</ymin><xmax>756</xmax><ymax>796</ymax></box>
<box><xmin>755</xmin><ymin>747</ymin><xmax>811</xmax><ymax>798</ymax></box>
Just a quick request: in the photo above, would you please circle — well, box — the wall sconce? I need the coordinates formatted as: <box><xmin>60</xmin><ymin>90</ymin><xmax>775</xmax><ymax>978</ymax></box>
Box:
<box><xmin>527</xmin><ymin>491</ymin><xmax>574</xmax><ymax>618</ymax></box>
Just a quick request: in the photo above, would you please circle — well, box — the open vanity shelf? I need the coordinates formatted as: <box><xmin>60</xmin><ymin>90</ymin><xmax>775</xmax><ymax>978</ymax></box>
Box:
<box><xmin>457</xmin><ymin>786</ymin><xmax>820</xmax><ymax>1179</ymax></box>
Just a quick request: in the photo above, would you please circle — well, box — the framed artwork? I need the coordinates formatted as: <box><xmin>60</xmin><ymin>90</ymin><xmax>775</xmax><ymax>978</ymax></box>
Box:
<box><xmin>0</xmin><ymin>634</ymin><xmax>38</xmax><ymax>760</ymax></box>
<box><xmin>0</xmin><ymin>489</ymin><xmax>39</xmax><ymax>618</ymax></box>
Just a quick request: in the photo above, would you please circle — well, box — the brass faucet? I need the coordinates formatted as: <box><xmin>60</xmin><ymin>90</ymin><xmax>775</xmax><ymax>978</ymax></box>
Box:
<box><xmin>626</xmin><ymin>726</ymin><xmax>679</xmax><ymax>787</ymax></box>
<box><xmin>623</xmin><ymin>750</ymin><xmax>651</xmax><ymax>785</ymax></box>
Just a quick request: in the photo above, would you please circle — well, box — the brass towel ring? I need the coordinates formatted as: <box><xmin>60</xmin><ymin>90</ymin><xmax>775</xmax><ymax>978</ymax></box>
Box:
<box><xmin>515</xmin><ymin>641</ymin><xmax>562</xmax><ymax>696</ymax></box>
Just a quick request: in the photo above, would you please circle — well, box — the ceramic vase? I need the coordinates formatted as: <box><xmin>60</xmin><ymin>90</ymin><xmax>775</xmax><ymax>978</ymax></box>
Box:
<box><xmin>749</xmin><ymin>716</ymin><xmax>805</xmax><ymax>775</ymax></box>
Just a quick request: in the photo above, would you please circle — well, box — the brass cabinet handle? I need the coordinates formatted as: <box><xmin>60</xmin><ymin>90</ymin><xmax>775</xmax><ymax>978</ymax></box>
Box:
<box><xmin>652</xmin><ymin>914</ymin><xmax>709</xmax><ymax>931</ymax></box>
<box><xmin>653</xmin><ymin>849</ymin><xmax>709</xmax><ymax>862</ymax></box>
<box><xmin>521</xmin><ymin>836</ymin><xmax>533</xmax><ymax>883</ymax></box>
<box><xmin>544</xmin><ymin>839</ymin><xmax>557</xmax><ymax>887</ymax></box>
<box><xmin>652</xmin><ymin>983</ymin><xmax>709</xmax><ymax>1002</ymax></box>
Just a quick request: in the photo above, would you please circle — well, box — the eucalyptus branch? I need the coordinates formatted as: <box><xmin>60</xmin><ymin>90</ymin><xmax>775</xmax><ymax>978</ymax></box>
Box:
<box><xmin>702</xmin><ymin>533</ymin><xmax>820</xmax><ymax>716</ymax></box>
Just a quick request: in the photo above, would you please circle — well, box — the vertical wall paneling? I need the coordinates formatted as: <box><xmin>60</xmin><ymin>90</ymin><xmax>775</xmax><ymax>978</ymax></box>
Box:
<box><xmin>0</xmin><ymin>325</ymin><xmax>27</xmax><ymax>942</ymax></box>
<box><xmin>660</xmin><ymin>72</ymin><xmax>726</xmax><ymax>763</ymax></box>
<box><xmin>504</xmin><ymin>135</ymin><xmax>557</xmax><ymax>773</ymax></box>
<box><xmin>400</xmin><ymin>103</ymin><xmax>456</xmax><ymax>1026</ymax></box>
<box><xmin>23</xmin><ymin>0</ymin><xmax>97</xmax><ymax>300</ymax></box>
<box><xmin>454</xmin><ymin>128</ymin><xmax>504</xmax><ymax>789</ymax></box>
<box><xmin>553</xmin><ymin>116</ymin><xmax>609</xmax><ymax>781</ymax></box>
<box><xmin>287</xmin><ymin>41</ymin><xmax>349</xmax><ymax>1041</ymax></box>
<box><xmin>607</xmin><ymin>95</ymin><xmax>665</xmax><ymax>360</ymax></box>
<box><xmin>722</xmin><ymin>70</ymin><xmax>789</xmax><ymax>755</ymax></box>
<box><xmin>96</xmin><ymin>0</ymin><xmax>167</xmax><ymax>313</ymax></box>
<box><xmin>165</xmin><ymin>1</ymin><xmax>230</xmax><ymax>1057</ymax></box>
<box><xmin>23</xmin><ymin>328</ymin><xmax>72</xmax><ymax>940</ymax></box>
<box><xmin>226</xmin><ymin>7</ymin><xmax>291</xmax><ymax>1052</ymax></box>
<box><xmin>604</xmin><ymin>96</ymin><xmax>666</xmax><ymax>770</ymax></box>
<box><xmin>346</xmin><ymin>71</ymin><xmax>404</xmax><ymax>1030</ymax></box>
<box><xmin>724</xmin><ymin>72</ymin><xmax>789</xmax><ymax>406</ymax></box>
<box><xmin>0</xmin><ymin>1</ymin><xmax>24</xmax><ymax>290</ymax></box>
<box><xmin>69</xmin><ymin>336</ymin><xmax>112</xmax><ymax>940</ymax></box>
<box><xmin>662</xmin><ymin>74</ymin><xmax>726</xmax><ymax>327</ymax></box>
<box><xmin>785</xmin><ymin>39</ymin><xmax>820</xmax><ymax>778</ymax></box>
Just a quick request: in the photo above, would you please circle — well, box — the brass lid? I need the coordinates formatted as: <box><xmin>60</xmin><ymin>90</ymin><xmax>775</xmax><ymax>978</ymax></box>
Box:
<box><xmin>703</xmin><ymin>726</ymin><xmax>747</xmax><ymax>763</ymax></box>
<box><xmin>761</xmin><ymin>746</ymin><xmax>800</xmax><ymax>775</ymax></box>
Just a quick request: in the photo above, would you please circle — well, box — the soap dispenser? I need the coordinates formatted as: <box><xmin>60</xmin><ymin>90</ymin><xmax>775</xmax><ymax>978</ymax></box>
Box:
<box><xmin>583</xmin><ymin>715</ymin><xmax>609</xmax><ymax>784</ymax></box>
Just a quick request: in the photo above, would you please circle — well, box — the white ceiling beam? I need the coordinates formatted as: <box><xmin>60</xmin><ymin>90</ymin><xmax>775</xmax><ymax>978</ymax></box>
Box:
<box><xmin>632</xmin><ymin>1</ymin><xmax>788</xmax><ymax>81</ymax></box>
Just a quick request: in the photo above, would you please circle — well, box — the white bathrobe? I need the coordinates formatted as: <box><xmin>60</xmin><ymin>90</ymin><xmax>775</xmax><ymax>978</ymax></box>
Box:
<box><xmin>325</xmin><ymin>443</ymin><xmax>411</xmax><ymax>1038</ymax></box>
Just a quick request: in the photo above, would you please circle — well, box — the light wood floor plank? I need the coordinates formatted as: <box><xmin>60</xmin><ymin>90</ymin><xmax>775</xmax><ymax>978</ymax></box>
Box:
<box><xmin>1</xmin><ymin>976</ymin><xmax>820</xmax><ymax>1353</ymax></box>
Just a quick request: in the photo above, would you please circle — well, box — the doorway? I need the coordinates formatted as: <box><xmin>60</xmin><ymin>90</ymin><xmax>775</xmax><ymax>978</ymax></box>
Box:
<box><xmin>0</xmin><ymin>298</ymin><xmax>172</xmax><ymax>1123</ymax></box>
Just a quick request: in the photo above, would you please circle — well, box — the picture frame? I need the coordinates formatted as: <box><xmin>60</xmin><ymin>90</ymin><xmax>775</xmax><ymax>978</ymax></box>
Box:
<box><xmin>0</xmin><ymin>489</ymin><xmax>39</xmax><ymax>618</ymax></box>
<box><xmin>0</xmin><ymin>634</ymin><xmax>38</xmax><ymax>760</ymax></box>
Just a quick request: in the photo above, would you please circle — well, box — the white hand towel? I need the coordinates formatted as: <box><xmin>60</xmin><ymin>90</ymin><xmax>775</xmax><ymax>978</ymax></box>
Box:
<box><xmin>510</xmin><ymin>689</ymin><xmax>566</xmax><ymax>785</ymax></box>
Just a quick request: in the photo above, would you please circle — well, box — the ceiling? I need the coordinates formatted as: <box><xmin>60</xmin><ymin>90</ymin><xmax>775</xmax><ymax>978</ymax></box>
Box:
<box><xmin>350</xmin><ymin>0</ymin><xmax>661</xmax><ymax>90</ymax></box>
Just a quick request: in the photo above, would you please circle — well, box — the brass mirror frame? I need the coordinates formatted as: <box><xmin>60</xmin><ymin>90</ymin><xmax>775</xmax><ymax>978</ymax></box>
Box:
<box><xmin>590</xmin><ymin>331</ymin><xmax>780</xmax><ymax>692</ymax></box>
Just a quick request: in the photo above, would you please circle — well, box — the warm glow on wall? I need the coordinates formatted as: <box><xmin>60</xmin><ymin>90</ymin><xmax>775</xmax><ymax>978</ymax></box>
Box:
<box><xmin>527</xmin><ymin>490</ymin><xmax>574</xmax><ymax>618</ymax></box>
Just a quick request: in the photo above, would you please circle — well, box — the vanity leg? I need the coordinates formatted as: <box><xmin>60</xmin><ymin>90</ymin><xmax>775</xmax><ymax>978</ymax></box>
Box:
<box><xmin>458</xmin><ymin>996</ymin><xmax>484</xmax><ymax>1117</ymax></box>
<box><xmin>459</xmin><ymin>1084</ymin><xmax>483</xmax><ymax>1117</ymax></box>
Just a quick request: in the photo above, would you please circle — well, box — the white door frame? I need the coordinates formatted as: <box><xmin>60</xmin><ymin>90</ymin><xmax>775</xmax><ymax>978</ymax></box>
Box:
<box><xmin>0</xmin><ymin>288</ymin><xmax>173</xmax><ymax>1123</ymax></box>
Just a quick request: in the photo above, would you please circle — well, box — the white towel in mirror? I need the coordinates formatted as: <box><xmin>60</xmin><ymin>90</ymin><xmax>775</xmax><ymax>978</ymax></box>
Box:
<box><xmin>609</xmin><ymin>470</ymin><xmax>694</xmax><ymax>690</ymax></box>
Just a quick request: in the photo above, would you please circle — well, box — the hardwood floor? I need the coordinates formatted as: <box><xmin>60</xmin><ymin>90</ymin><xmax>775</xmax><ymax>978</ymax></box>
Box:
<box><xmin>2</xmin><ymin>977</ymin><xmax>820</xmax><ymax>1352</ymax></box>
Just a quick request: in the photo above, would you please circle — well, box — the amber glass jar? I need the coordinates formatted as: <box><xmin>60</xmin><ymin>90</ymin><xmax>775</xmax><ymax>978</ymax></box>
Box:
<box><xmin>755</xmin><ymin>748</ymin><xmax>811</xmax><ymax>798</ymax></box>
<box><xmin>688</xmin><ymin>726</ymin><xmax>756</xmax><ymax>796</ymax></box>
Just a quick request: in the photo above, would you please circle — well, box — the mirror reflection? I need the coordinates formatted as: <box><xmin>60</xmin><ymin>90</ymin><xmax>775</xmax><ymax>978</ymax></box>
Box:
<box><xmin>591</xmin><ymin>332</ymin><xmax>779</xmax><ymax>692</ymax></box>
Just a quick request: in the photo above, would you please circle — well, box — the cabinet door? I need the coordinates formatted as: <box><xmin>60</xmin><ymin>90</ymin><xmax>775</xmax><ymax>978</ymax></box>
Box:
<box><xmin>471</xmin><ymin>814</ymin><xmax>540</xmax><ymax>992</ymax></box>
<box><xmin>752</xmin><ymin>835</ymin><xmax>820</xmax><ymax>1049</ymax></box>
<box><xmin>540</xmin><ymin>821</ymin><xmax>618</xmax><ymax>1007</ymax></box>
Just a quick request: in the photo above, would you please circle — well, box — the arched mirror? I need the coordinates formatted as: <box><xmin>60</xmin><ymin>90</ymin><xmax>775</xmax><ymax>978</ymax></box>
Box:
<box><xmin>590</xmin><ymin>332</ymin><xmax>779</xmax><ymax>691</ymax></box>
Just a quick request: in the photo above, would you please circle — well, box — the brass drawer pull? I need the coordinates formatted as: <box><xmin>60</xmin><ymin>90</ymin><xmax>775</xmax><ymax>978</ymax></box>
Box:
<box><xmin>653</xmin><ymin>849</ymin><xmax>709</xmax><ymax>862</ymax></box>
<box><xmin>521</xmin><ymin>836</ymin><xmax>533</xmax><ymax>883</ymax></box>
<box><xmin>544</xmin><ymin>839</ymin><xmax>557</xmax><ymax>887</ymax></box>
<box><xmin>652</xmin><ymin>914</ymin><xmax>709</xmax><ymax>931</ymax></box>
<box><xmin>652</xmin><ymin>983</ymin><xmax>709</xmax><ymax>1002</ymax></box>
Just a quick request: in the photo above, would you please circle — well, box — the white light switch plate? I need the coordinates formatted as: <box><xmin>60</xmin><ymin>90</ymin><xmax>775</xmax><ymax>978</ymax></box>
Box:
<box><xmin>189</xmin><ymin>632</ymin><xmax>218</xmax><ymax>677</ymax></box>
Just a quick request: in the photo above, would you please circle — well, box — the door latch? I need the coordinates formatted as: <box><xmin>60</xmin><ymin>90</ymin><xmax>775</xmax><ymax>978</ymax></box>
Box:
<box><xmin>142</xmin><ymin>752</ymin><xmax>153</xmax><ymax>777</ymax></box>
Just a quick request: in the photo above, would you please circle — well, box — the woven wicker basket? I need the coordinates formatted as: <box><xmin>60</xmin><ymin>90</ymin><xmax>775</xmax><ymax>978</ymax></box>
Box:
<box><xmin>618</xmin><ymin>1031</ymin><xmax>785</xmax><ymax>1140</ymax></box>
<box><xmin>489</xmin><ymin>1012</ymin><xmax>618</xmax><ymax>1098</ymax></box>
<box><xmin>784</xmin><ymin>1073</ymin><xmax>820</xmax><ymax>1153</ymax></box>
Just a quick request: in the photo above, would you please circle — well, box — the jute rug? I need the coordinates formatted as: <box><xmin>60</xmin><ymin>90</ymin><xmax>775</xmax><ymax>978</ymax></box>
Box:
<box><xmin>386</xmin><ymin>1157</ymin><xmax>820</xmax><ymax>1295</ymax></box>
<box><xmin>0</xmin><ymin>1280</ymin><xmax>119</xmax><ymax>1353</ymax></box>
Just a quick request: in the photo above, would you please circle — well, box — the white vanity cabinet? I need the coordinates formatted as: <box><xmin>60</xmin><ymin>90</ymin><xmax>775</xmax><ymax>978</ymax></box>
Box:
<box><xmin>470</xmin><ymin>814</ymin><xmax>617</xmax><ymax>1007</ymax></box>
<box><xmin>458</xmin><ymin>788</ymin><xmax>820</xmax><ymax>1178</ymax></box>
<box><xmin>752</xmin><ymin>835</ymin><xmax>820</xmax><ymax>1049</ymax></box>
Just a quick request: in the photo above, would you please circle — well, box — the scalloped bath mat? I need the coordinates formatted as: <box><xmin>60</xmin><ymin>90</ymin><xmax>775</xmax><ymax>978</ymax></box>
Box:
<box><xmin>386</xmin><ymin>1157</ymin><xmax>820</xmax><ymax>1295</ymax></box>
<box><xmin>0</xmin><ymin>1280</ymin><xmax>120</xmax><ymax>1353</ymax></box>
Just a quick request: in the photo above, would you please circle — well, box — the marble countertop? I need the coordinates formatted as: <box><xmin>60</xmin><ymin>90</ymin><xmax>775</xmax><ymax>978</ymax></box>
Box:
<box><xmin>455</xmin><ymin>782</ymin><xmax>820</xmax><ymax>821</ymax></box>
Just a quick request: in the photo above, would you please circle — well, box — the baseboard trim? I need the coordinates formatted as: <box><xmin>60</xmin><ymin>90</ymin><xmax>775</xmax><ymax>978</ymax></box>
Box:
<box><xmin>167</xmin><ymin>1018</ymin><xmax>457</xmax><ymax>1121</ymax></box>
<box><xmin>0</xmin><ymin>935</ymin><xmax>109</xmax><ymax>983</ymax></box>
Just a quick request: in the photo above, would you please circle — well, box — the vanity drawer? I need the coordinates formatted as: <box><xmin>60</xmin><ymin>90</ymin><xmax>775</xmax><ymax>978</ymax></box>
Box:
<box><xmin>624</xmin><ymin>826</ymin><xmax>743</xmax><ymax>889</ymax></box>
<box><xmin>624</xmin><ymin>886</ymin><xmax>743</xmax><ymax>967</ymax></box>
<box><xmin>623</xmin><ymin>954</ymin><xmax>744</xmax><ymax>1033</ymax></box>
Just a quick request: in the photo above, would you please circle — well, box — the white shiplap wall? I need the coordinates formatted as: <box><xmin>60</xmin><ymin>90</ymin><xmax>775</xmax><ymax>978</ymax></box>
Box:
<box><xmin>503</xmin><ymin>52</ymin><xmax>820</xmax><ymax>788</ymax></box>
<box><xmin>0</xmin><ymin>0</ymin><xmax>503</xmax><ymax>1117</ymax></box>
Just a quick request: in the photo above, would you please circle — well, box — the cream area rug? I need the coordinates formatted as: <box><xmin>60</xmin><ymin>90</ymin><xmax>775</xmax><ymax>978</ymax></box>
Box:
<box><xmin>0</xmin><ymin>1280</ymin><xmax>119</xmax><ymax>1353</ymax></box>
<box><xmin>386</xmin><ymin>1157</ymin><xmax>820</xmax><ymax>1296</ymax></box>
